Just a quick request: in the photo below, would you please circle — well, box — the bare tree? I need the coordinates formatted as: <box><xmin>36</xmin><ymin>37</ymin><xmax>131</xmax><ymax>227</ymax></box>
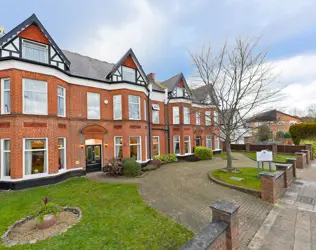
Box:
<box><xmin>190</xmin><ymin>37</ymin><xmax>282</xmax><ymax>172</ymax></box>
<box><xmin>307</xmin><ymin>104</ymin><xmax>316</xmax><ymax>121</ymax></box>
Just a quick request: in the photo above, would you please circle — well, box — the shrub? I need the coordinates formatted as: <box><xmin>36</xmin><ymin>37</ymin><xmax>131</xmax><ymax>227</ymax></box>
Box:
<box><xmin>289</xmin><ymin>123</ymin><xmax>316</xmax><ymax>145</ymax></box>
<box><xmin>123</xmin><ymin>158</ymin><xmax>141</xmax><ymax>177</ymax></box>
<box><xmin>103</xmin><ymin>158</ymin><xmax>123</xmax><ymax>176</ymax></box>
<box><xmin>35</xmin><ymin>198</ymin><xmax>62</xmax><ymax>221</ymax></box>
<box><xmin>154</xmin><ymin>154</ymin><xmax>177</xmax><ymax>163</ymax></box>
<box><xmin>284</xmin><ymin>132</ymin><xmax>291</xmax><ymax>138</ymax></box>
<box><xmin>194</xmin><ymin>146</ymin><xmax>213</xmax><ymax>160</ymax></box>
<box><xmin>300</xmin><ymin>139</ymin><xmax>316</xmax><ymax>155</ymax></box>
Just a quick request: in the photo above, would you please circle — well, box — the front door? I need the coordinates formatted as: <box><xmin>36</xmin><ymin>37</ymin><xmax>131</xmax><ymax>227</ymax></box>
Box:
<box><xmin>86</xmin><ymin>145</ymin><xmax>102</xmax><ymax>172</ymax></box>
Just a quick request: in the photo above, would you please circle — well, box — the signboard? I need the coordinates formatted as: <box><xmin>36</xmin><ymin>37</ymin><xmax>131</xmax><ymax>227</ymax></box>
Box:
<box><xmin>256</xmin><ymin>150</ymin><xmax>272</xmax><ymax>162</ymax></box>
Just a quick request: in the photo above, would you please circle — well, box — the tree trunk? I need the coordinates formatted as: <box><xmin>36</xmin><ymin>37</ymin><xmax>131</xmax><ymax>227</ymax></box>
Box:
<box><xmin>226</xmin><ymin>140</ymin><xmax>233</xmax><ymax>170</ymax></box>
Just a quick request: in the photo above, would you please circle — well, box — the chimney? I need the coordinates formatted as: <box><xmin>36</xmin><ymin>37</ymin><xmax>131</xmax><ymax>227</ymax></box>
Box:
<box><xmin>0</xmin><ymin>26</ymin><xmax>4</xmax><ymax>36</ymax></box>
<box><xmin>147</xmin><ymin>73</ymin><xmax>155</xmax><ymax>81</ymax></box>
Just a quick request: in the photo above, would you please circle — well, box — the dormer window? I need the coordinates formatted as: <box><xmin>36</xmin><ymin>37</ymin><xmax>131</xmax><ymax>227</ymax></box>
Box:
<box><xmin>122</xmin><ymin>66</ymin><xmax>136</xmax><ymax>82</ymax></box>
<box><xmin>176</xmin><ymin>87</ymin><xmax>184</xmax><ymax>97</ymax></box>
<box><xmin>22</xmin><ymin>39</ymin><xmax>48</xmax><ymax>64</ymax></box>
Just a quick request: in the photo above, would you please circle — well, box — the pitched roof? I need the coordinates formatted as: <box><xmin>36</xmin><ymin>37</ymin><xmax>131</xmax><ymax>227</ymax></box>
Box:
<box><xmin>161</xmin><ymin>73</ymin><xmax>182</xmax><ymax>91</ymax></box>
<box><xmin>0</xmin><ymin>14</ymin><xmax>70</xmax><ymax>68</ymax></box>
<box><xmin>62</xmin><ymin>50</ymin><xmax>114</xmax><ymax>81</ymax></box>
<box><xmin>191</xmin><ymin>85</ymin><xmax>209</xmax><ymax>102</ymax></box>
<box><xmin>247</xmin><ymin>109</ymin><xmax>300</xmax><ymax>123</ymax></box>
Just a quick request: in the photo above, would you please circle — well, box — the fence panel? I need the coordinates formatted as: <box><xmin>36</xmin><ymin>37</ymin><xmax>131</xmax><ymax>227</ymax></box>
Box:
<box><xmin>277</xmin><ymin>145</ymin><xmax>306</xmax><ymax>154</ymax></box>
<box><xmin>249</xmin><ymin>144</ymin><xmax>272</xmax><ymax>152</ymax></box>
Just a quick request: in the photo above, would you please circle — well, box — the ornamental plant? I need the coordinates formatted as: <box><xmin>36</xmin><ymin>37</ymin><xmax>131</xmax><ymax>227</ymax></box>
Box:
<box><xmin>103</xmin><ymin>158</ymin><xmax>124</xmax><ymax>176</ymax></box>
<box><xmin>154</xmin><ymin>154</ymin><xmax>177</xmax><ymax>163</ymax></box>
<box><xmin>194</xmin><ymin>146</ymin><xmax>213</xmax><ymax>160</ymax></box>
<box><xmin>35</xmin><ymin>197</ymin><xmax>62</xmax><ymax>221</ymax></box>
<box><xmin>123</xmin><ymin>158</ymin><xmax>141</xmax><ymax>177</ymax></box>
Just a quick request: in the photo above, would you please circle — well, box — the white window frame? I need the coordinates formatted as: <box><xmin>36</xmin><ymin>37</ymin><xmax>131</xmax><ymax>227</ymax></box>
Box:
<box><xmin>173</xmin><ymin>135</ymin><xmax>180</xmax><ymax>155</ymax></box>
<box><xmin>114</xmin><ymin>136</ymin><xmax>123</xmax><ymax>158</ymax></box>
<box><xmin>122</xmin><ymin>66</ymin><xmax>136</xmax><ymax>82</ymax></box>
<box><xmin>176</xmin><ymin>87</ymin><xmax>184</xmax><ymax>97</ymax></box>
<box><xmin>152</xmin><ymin>136</ymin><xmax>160</xmax><ymax>156</ymax></box>
<box><xmin>196</xmin><ymin>111</ymin><xmax>200</xmax><ymax>125</ymax></box>
<box><xmin>214</xmin><ymin>111</ymin><xmax>218</xmax><ymax>125</ymax></box>
<box><xmin>184</xmin><ymin>107</ymin><xmax>190</xmax><ymax>124</ymax></box>
<box><xmin>23</xmin><ymin>79</ymin><xmax>48</xmax><ymax>115</ymax></box>
<box><xmin>22</xmin><ymin>39</ymin><xmax>48</xmax><ymax>64</ymax></box>
<box><xmin>129</xmin><ymin>136</ymin><xmax>142</xmax><ymax>162</ymax></box>
<box><xmin>23</xmin><ymin>138</ymin><xmax>48</xmax><ymax>177</ymax></box>
<box><xmin>215</xmin><ymin>135</ymin><xmax>220</xmax><ymax>149</ymax></box>
<box><xmin>0</xmin><ymin>139</ymin><xmax>10</xmax><ymax>179</ymax></box>
<box><xmin>57</xmin><ymin>86</ymin><xmax>66</xmax><ymax>117</ymax></box>
<box><xmin>58</xmin><ymin>137</ymin><xmax>66</xmax><ymax>171</ymax></box>
<box><xmin>87</xmin><ymin>92</ymin><xmax>100</xmax><ymax>119</ymax></box>
<box><xmin>144</xmin><ymin>100</ymin><xmax>147</xmax><ymax>121</ymax></box>
<box><xmin>128</xmin><ymin>95</ymin><xmax>141</xmax><ymax>120</ymax></box>
<box><xmin>206</xmin><ymin>135</ymin><xmax>212</xmax><ymax>149</ymax></box>
<box><xmin>113</xmin><ymin>95</ymin><xmax>122</xmax><ymax>120</ymax></box>
<box><xmin>205</xmin><ymin>111</ymin><xmax>211</xmax><ymax>126</ymax></box>
<box><xmin>184</xmin><ymin>136</ymin><xmax>191</xmax><ymax>154</ymax></box>
<box><xmin>145</xmin><ymin>136</ymin><xmax>148</xmax><ymax>160</ymax></box>
<box><xmin>173</xmin><ymin>106</ymin><xmax>180</xmax><ymax>124</ymax></box>
<box><xmin>1</xmin><ymin>78</ymin><xmax>10</xmax><ymax>114</ymax></box>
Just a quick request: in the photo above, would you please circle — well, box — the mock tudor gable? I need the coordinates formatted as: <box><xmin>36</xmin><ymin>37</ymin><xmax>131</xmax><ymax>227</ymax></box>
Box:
<box><xmin>106</xmin><ymin>48</ymin><xmax>147</xmax><ymax>85</ymax></box>
<box><xmin>0</xmin><ymin>14</ymin><xmax>70</xmax><ymax>70</ymax></box>
<box><xmin>162</xmin><ymin>73</ymin><xmax>191</xmax><ymax>99</ymax></box>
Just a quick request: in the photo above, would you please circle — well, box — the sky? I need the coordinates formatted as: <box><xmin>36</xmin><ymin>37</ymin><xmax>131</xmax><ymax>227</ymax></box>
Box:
<box><xmin>1</xmin><ymin>0</ymin><xmax>316</xmax><ymax>115</ymax></box>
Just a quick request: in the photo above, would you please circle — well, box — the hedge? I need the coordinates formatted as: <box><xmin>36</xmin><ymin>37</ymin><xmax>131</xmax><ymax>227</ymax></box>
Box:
<box><xmin>154</xmin><ymin>154</ymin><xmax>177</xmax><ymax>163</ymax></box>
<box><xmin>194</xmin><ymin>146</ymin><xmax>213</xmax><ymax>160</ymax></box>
<box><xmin>289</xmin><ymin>123</ymin><xmax>316</xmax><ymax>145</ymax></box>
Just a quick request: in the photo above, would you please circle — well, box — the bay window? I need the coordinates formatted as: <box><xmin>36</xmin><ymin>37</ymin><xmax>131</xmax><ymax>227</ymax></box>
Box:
<box><xmin>58</xmin><ymin>138</ymin><xmax>66</xmax><ymax>170</ymax></box>
<box><xmin>130</xmin><ymin>136</ymin><xmax>141</xmax><ymax>161</ymax></box>
<box><xmin>128</xmin><ymin>95</ymin><xmax>140</xmax><ymax>120</ymax></box>
<box><xmin>152</xmin><ymin>136</ymin><xmax>160</xmax><ymax>156</ymax></box>
<box><xmin>173</xmin><ymin>106</ymin><xmax>180</xmax><ymax>124</ymax></box>
<box><xmin>215</xmin><ymin>136</ymin><xmax>220</xmax><ymax>149</ymax></box>
<box><xmin>22</xmin><ymin>39</ymin><xmax>48</xmax><ymax>64</ymax></box>
<box><xmin>152</xmin><ymin>104</ymin><xmax>160</xmax><ymax>124</ymax></box>
<box><xmin>87</xmin><ymin>92</ymin><xmax>100</xmax><ymax>119</ymax></box>
<box><xmin>206</xmin><ymin>135</ymin><xmax>212</xmax><ymax>149</ymax></box>
<box><xmin>196</xmin><ymin>111</ymin><xmax>200</xmax><ymax>125</ymax></box>
<box><xmin>1</xmin><ymin>139</ymin><xmax>10</xmax><ymax>178</ymax></box>
<box><xmin>1</xmin><ymin>78</ymin><xmax>10</xmax><ymax>114</ymax></box>
<box><xmin>184</xmin><ymin>136</ymin><xmax>191</xmax><ymax>154</ymax></box>
<box><xmin>114</xmin><ymin>136</ymin><xmax>123</xmax><ymax>158</ymax></box>
<box><xmin>173</xmin><ymin>136</ymin><xmax>180</xmax><ymax>155</ymax></box>
<box><xmin>23</xmin><ymin>79</ymin><xmax>47</xmax><ymax>115</ymax></box>
<box><xmin>184</xmin><ymin>107</ymin><xmax>190</xmax><ymax>124</ymax></box>
<box><xmin>122</xmin><ymin>66</ymin><xmax>136</xmax><ymax>82</ymax></box>
<box><xmin>57</xmin><ymin>86</ymin><xmax>66</xmax><ymax>117</ymax></box>
<box><xmin>144</xmin><ymin>100</ymin><xmax>147</xmax><ymax>121</ymax></box>
<box><xmin>24</xmin><ymin>139</ymin><xmax>48</xmax><ymax>175</ymax></box>
<box><xmin>113</xmin><ymin>95</ymin><xmax>122</xmax><ymax>120</ymax></box>
<box><xmin>205</xmin><ymin>111</ymin><xmax>211</xmax><ymax>126</ymax></box>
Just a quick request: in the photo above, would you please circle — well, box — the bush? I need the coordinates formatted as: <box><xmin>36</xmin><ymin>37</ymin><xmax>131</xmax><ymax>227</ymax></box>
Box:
<box><xmin>289</xmin><ymin>123</ymin><xmax>316</xmax><ymax>144</ymax></box>
<box><xmin>300</xmin><ymin>139</ymin><xmax>316</xmax><ymax>155</ymax></box>
<box><xmin>35</xmin><ymin>198</ymin><xmax>62</xmax><ymax>221</ymax></box>
<box><xmin>154</xmin><ymin>154</ymin><xmax>177</xmax><ymax>163</ymax></box>
<box><xmin>123</xmin><ymin>158</ymin><xmax>141</xmax><ymax>177</ymax></box>
<box><xmin>194</xmin><ymin>146</ymin><xmax>213</xmax><ymax>160</ymax></box>
<box><xmin>284</xmin><ymin>132</ymin><xmax>291</xmax><ymax>138</ymax></box>
<box><xmin>103</xmin><ymin>158</ymin><xmax>123</xmax><ymax>176</ymax></box>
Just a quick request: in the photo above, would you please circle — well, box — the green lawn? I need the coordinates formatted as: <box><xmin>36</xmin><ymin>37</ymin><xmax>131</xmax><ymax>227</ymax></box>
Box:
<box><xmin>212</xmin><ymin>167</ymin><xmax>274</xmax><ymax>190</ymax></box>
<box><xmin>244</xmin><ymin>152</ymin><xmax>296</xmax><ymax>163</ymax></box>
<box><xmin>213</xmin><ymin>152</ymin><xmax>237</xmax><ymax>160</ymax></box>
<box><xmin>0</xmin><ymin>178</ymin><xmax>193</xmax><ymax>250</ymax></box>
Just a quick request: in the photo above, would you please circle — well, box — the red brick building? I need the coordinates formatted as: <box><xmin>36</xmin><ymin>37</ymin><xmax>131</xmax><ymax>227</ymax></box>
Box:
<box><xmin>0</xmin><ymin>14</ymin><xmax>220</xmax><ymax>189</ymax></box>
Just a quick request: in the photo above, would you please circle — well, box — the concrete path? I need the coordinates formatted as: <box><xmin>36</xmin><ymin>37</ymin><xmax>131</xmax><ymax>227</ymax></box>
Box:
<box><xmin>88</xmin><ymin>153</ymin><xmax>272</xmax><ymax>249</ymax></box>
<box><xmin>248</xmin><ymin>160</ymin><xmax>316</xmax><ymax>250</ymax></box>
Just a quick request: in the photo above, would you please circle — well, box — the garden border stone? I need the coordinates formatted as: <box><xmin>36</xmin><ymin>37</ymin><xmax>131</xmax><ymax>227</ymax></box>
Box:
<box><xmin>1</xmin><ymin>206</ymin><xmax>82</xmax><ymax>247</ymax></box>
<box><xmin>208</xmin><ymin>171</ymin><xmax>261</xmax><ymax>198</ymax></box>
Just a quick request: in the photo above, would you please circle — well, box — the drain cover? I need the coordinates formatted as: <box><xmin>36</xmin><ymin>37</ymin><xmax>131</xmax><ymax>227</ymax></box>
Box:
<box><xmin>297</xmin><ymin>195</ymin><xmax>315</xmax><ymax>205</ymax></box>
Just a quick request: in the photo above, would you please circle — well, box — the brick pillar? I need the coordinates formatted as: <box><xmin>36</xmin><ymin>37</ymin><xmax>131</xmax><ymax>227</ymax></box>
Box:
<box><xmin>294</xmin><ymin>153</ymin><xmax>304</xmax><ymax>169</ymax></box>
<box><xmin>210</xmin><ymin>200</ymin><xmax>240</xmax><ymax>250</ymax></box>
<box><xmin>260</xmin><ymin>172</ymin><xmax>276</xmax><ymax>204</ymax></box>
<box><xmin>275</xmin><ymin>163</ymin><xmax>291</xmax><ymax>188</ymax></box>
<box><xmin>301</xmin><ymin>150</ymin><xmax>310</xmax><ymax>164</ymax></box>
<box><xmin>286</xmin><ymin>158</ymin><xmax>297</xmax><ymax>178</ymax></box>
<box><xmin>305</xmin><ymin>144</ymin><xmax>313</xmax><ymax>160</ymax></box>
<box><xmin>245</xmin><ymin>143</ymin><xmax>250</xmax><ymax>152</ymax></box>
<box><xmin>272</xmin><ymin>143</ymin><xmax>278</xmax><ymax>155</ymax></box>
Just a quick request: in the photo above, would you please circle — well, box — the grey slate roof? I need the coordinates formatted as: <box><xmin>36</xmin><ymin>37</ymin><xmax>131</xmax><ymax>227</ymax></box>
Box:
<box><xmin>62</xmin><ymin>50</ymin><xmax>114</xmax><ymax>81</ymax></box>
<box><xmin>161</xmin><ymin>73</ymin><xmax>182</xmax><ymax>92</ymax></box>
<box><xmin>191</xmin><ymin>85</ymin><xmax>209</xmax><ymax>102</ymax></box>
<box><xmin>247</xmin><ymin>109</ymin><xmax>299</xmax><ymax>123</ymax></box>
<box><xmin>152</xmin><ymin>82</ymin><xmax>165</xmax><ymax>92</ymax></box>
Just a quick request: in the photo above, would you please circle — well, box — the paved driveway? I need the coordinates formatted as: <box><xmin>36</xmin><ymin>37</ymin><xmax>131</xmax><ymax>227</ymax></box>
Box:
<box><xmin>88</xmin><ymin>153</ymin><xmax>272</xmax><ymax>248</ymax></box>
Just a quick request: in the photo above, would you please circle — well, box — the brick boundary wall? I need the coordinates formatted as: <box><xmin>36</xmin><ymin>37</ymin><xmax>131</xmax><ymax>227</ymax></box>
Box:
<box><xmin>301</xmin><ymin>150</ymin><xmax>310</xmax><ymax>164</ymax></box>
<box><xmin>294</xmin><ymin>152</ymin><xmax>306</xmax><ymax>169</ymax></box>
<box><xmin>260</xmin><ymin>160</ymin><xmax>296</xmax><ymax>204</ymax></box>
<box><xmin>181</xmin><ymin>200</ymin><xmax>240</xmax><ymax>250</ymax></box>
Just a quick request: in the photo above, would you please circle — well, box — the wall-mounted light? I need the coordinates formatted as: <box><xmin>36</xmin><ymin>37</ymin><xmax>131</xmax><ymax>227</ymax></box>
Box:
<box><xmin>104</xmin><ymin>142</ymin><xmax>108</xmax><ymax>147</ymax></box>
<box><xmin>79</xmin><ymin>143</ymin><xmax>84</xmax><ymax>149</ymax></box>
